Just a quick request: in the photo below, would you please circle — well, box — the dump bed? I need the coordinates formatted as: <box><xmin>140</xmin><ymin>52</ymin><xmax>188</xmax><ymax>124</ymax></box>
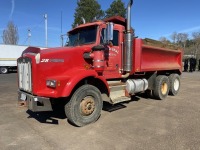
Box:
<box><xmin>132</xmin><ymin>38</ymin><xmax>182</xmax><ymax>73</ymax></box>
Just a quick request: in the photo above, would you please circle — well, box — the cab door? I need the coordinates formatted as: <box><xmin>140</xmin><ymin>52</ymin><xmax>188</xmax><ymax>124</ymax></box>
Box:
<box><xmin>100</xmin><ymin>26</ymin><xmax>124</xmax><ymax>79</ymax></box>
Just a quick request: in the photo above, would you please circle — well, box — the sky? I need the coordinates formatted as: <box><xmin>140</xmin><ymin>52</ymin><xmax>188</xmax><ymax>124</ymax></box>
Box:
<box><xmin>0</xmin><ymin>0</ymin><xmax>200</xmax><ymax>47</ymax></box>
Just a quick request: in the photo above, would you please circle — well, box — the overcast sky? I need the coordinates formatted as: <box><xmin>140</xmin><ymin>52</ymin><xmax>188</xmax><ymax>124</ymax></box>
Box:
<box><xmin>0</xmin><ymin>0</ymin><xmax>200</xmax><ymax>47</ymax></box>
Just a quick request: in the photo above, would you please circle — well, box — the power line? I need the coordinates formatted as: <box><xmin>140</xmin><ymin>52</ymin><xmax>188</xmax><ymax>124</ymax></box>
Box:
<box><xmin>22</xmin><ymin>37</ymin><xmax>29</xmax><ymax>45</ymax></box>
<box><xmin>30</xmin><ymin>19</ymin><xmax>43</xmax><ymax>32</ymax></box>
<box><xmin>44</xmin><ymin>14</ymin><xmax>48</xmax><ymax>47</ymax></box>
<box><xmin>28</xmin><ymin>29</ymin><xmax>31</xmax><ymax>46</ymax></box>
<box><xmin>0</xmin><ymin>35</ymin><xmax>3</xmax><ymax>44</ymax></box>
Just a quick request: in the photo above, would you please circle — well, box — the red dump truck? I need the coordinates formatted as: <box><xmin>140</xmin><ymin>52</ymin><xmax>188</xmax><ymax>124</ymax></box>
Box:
<box><xmin>18</xmin><ymin>0</ymin><xmax>182</xmax><ymax>126</ymax></box>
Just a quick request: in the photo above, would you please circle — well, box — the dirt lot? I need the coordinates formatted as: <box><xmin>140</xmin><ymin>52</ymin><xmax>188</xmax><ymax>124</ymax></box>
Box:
<box><xmin>0</xmin><ymin>72</ymin><xmax>200</xmax><ymax>150</ymax></box>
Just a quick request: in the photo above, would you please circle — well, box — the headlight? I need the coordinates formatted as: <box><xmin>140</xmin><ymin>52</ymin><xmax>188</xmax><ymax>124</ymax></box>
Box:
<box><xmin>46</xmin><ymin>80</ymin><xmax>57</xmax><ymax>88</ymax></box>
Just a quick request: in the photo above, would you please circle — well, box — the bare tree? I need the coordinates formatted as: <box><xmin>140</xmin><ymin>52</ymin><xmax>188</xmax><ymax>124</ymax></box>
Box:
<box><xmin>192</xmin><ymin>31</ymin><xmax>200</xmax><ymax>57</ymax></box>
<box><xmin>170</xmin><ymin>32</ymin><xmax>177</xmax><ymax>44</ymax></box>
<box><xmin>159</xmin><ymin>36</ymin><xmax>170</xmax><ymax>44</ymax></box>
<box><xmin>177</xmin><ymin>33</ymin><xmax>188</xmax><ymax>49</ymax></box>
<box><xmin>3</xmin><ymin>21</ymin><xmax>19</xmax><ymax>45</ymax></box>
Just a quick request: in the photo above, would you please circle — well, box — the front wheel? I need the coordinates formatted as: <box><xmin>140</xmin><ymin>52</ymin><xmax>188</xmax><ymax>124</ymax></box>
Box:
<box><xmin>65</xmin><ymin>85</ymin><xmax>103</xmax><ymax>127</ymax></box>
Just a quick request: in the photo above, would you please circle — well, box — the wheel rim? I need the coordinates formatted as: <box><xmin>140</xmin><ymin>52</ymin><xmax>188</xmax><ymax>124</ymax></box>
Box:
<box><xmin>174</xmin><ymin>78</ymin><xmax>180</xmax><ymax>91</ymax></box>
<box><xmin>161</xmin><ymin>82</ymin><xmax>168</xmax><ymax>95</ymax></box>
<box><xmin>1</xmin><ymin>68</ymin><xmax>7</xmax><ymax>74</ymax></box>
<box><xmin>80</xmin><ymin>96</ymin><xmax>95</xmax><ymax>116</ymax></box>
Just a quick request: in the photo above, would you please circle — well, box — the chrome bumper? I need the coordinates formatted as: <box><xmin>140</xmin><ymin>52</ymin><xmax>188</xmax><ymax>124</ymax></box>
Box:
<box><xmin>18</xmin><ymin>90</ymin><xmax>53</xmax><ymax>112</ymax></box>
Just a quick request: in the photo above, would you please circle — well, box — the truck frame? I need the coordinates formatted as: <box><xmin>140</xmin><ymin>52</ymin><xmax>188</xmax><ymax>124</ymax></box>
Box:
<box><xmin>18</xmin><ymin>0</ymin><xmax>182</xmax><ymax>126</ymax></box>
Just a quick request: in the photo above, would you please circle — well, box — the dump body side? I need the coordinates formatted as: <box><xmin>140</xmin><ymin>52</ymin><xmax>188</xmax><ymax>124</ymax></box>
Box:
<box><xmin>132</xmin><ymin>38</ymin><xmax>182</xmax><ymax>74</ymax></box>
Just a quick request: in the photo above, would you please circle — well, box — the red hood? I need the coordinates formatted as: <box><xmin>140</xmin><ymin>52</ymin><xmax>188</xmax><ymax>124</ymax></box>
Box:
<box><xmin>23</xmin><ymin>45</ymin><xmax>95</xmax><ymax>95</ymax></box>
<box><xmin>22</xmin><ymin>46</ymin><xmax>92</xmax><ymax>56</ymax></box>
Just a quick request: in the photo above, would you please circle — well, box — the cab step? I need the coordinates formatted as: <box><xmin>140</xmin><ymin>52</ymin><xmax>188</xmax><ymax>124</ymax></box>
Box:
<box><xmin>110</xmin><ymin>96</ymin><xmax>131</xmax><ymax>104</ymax></box>
<box><xmin>101</xmin><ymin>81</ymin><xmax>131</xmax><ymax>104</ymax></box>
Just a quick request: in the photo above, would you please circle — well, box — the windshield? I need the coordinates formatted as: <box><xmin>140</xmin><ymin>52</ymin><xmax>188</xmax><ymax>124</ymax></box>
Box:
<box><xmin>67</xmin><ymin>26</ymin><xmax>97</xmax><ymax>46</ymax></box>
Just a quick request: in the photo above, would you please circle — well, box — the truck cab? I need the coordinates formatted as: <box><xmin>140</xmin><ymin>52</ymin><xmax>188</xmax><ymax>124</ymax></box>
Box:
<box><xmin>67</xmin><ymin>17</ymin><xmax>128</xmax><ymax>79</ymax></box>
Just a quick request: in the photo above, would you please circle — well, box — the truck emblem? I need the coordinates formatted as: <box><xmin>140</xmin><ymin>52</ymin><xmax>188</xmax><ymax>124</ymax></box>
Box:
<box><xmin>109</xmin><ymin>47</ymin><xmax>119</xmax><ymax>54</ymax></box>
<box><xmin>41</xmin><ymin>59</ymin><xmax>49</xmax><ymax>63</ymax></box>
<box><xmin>40</xmin><ymin>59</ymin><xmax>64</xmax><ymax>63</ymax></box>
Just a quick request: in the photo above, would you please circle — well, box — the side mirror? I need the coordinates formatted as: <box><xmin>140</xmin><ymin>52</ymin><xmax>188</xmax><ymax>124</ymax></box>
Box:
<box><xmin>104</xmin><ymin>22</ymin><xmax>113</xmax><ymax>43</ymax></box>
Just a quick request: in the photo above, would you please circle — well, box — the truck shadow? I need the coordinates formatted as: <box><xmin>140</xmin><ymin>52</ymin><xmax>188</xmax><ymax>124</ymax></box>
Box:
<box><xmin>26</xmin><ymin>105</ymin><xmax>66</xmax><ymax>125</ymax></box>
<box><xmin>26</xmin><ymin>94</ymin><xmax>152</xmax><ymax>125</ymax></box>
<box><xmin>135</xmin><ymin>92</ymin><xmax>160</xmax><ymax>101</ymax></box>
<box><xmin>102</xmin><ymin>96</ymin><xmax>140</xmax><ymax>112</ymax></box>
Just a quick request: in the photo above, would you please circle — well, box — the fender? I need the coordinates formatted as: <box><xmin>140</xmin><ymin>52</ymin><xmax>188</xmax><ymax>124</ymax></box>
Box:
<box><xmin>61</xmin><ymin>68</ymin><xmax>109</xmax><ymax>97</ymax></box>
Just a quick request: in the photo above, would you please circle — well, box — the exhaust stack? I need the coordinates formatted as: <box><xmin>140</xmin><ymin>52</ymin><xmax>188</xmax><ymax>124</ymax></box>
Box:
<box><xmin>123</xmin><ymin>0</ymin><xmax>133</xmax><ymax>72</ymax></box>
<box><xmin>81</xmin><ymin>17</ymin><xmax>86</xmax><ymax>24</ymax></box>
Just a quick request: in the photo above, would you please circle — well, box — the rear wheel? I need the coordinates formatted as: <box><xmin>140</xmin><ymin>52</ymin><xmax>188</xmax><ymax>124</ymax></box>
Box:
<box><xmin>0</xmin><ymin>67</ymin><xmax>8</xmax><ymax>74</ymax></box>
<box><xmin>169</xmin><ymin>74</ymin><xmax>180</xmax><ymax>96</ymax></box>
<box><xmin>65</xmin><ymin>85</ymin><xmax>103</xmax><ymax>127</ymax></box>
<box><xmin>153</xmin><ymin>75</ymin><xmax>169</xmax><ymax>100</ymax></box>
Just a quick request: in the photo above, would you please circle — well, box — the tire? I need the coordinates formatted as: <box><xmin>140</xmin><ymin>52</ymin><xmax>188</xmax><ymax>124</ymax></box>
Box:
<box><xmin>0</xmin><ymin>67</ymin><xmax>8</xmax><ymax>74</ymax></box>
<box><xmin>169</xmin><ymin>74</ymin><xmax>180</xmax><ymax>96</ymax></box>
<box><xmin>65</xmin><ymin>85</ymin><xmax>103</xmax><ymax>127</ymax></box>
<box><xmin>153</xmin><ymin>75</ymin><xmax>169</xmax><ymax>100</ymax></box>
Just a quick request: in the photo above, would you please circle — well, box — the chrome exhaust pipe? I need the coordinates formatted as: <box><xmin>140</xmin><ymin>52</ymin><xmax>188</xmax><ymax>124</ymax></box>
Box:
<box><xmin>123</xmin><ymin>0</ymin><xmax>133</xmax><ymax>72</ymax></box>
<box><xmin>81</xmin><ymin>17</ymin><xmax>86</xmax><ymax>24</ymax></box>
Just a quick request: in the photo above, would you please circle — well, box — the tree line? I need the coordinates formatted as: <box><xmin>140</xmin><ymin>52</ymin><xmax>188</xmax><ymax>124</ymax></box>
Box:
<box><xmin>159</xmin><ymin>32</ymin><xmax>200</xmax><ymax>59</ymax></box>
<box><xmin>72</xmin><ymin>0</ymin><xmax>126</xmax><ymax>27</ymax></box>
<box><xmin>2</xmin><ymin>0</ymin><xmax>200</xmax><ymax>61</ymax></box>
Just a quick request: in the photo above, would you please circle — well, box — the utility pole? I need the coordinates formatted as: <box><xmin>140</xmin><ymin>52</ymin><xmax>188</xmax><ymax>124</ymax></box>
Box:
<box><xmin>61</xmin><ymin>11</ymin><xmax>63</xmax><ymax>35</ymax></box>
<box><xmin>60</xmin><ymin>34</ymin><xmax>68</xmax><ymax>47</ymax></box>
<box><xmin>44</xmin><ymin>14</ymin><xmax>48</xmax><ymax>47</ymax></box>
<box><xmin>61</xmin><ymin>11</ymin><xmax>63</xmax><ymax>46</ymax></box>
<box><xmin>61</xmin><ymin>35</ymin><xmax>63</xmax><ymax>47</ymax></box>
<box><xmin>0</xmin><ymin>35</ymin><xmax>2</xmax><ymax>44</ymax></box>
<box><xmin>28</xmin><ymin>29</ymin><xmax>31</xmax><ymax>46</ymax></box>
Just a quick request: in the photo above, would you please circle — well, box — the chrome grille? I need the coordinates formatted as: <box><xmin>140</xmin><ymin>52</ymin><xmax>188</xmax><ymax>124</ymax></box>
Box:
<box><xmin>18</xmin><ymin>58</ymin><xmax>32</xmax><ymax>93</ymax></box>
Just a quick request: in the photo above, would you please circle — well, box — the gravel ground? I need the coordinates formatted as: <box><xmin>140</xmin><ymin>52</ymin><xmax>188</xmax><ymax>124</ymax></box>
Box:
<box><xmin>0</xmin><ymin>72</ymin><xmax>200</xmax><ymax>150</ymax></box>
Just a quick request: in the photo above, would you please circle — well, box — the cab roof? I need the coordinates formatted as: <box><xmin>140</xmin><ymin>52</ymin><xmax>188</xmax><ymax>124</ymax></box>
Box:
<box><xmin>68</xmin><ymin>16</ymin><xmax>126</xmax><ymax>34</ymax></box>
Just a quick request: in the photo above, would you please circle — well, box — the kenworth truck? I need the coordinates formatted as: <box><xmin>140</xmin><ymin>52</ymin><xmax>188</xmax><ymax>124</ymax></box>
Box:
<box><xmin>18</xmin><ymin>0</ymin><xmax>182</xmax><ymax>126</ymax></box>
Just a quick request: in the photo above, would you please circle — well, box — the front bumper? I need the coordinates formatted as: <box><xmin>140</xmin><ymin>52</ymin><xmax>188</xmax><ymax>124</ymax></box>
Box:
<box><xmin>18</xmin><ymin>90</ymin><xmax>53</xmax><ymax>112</ymax></box>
